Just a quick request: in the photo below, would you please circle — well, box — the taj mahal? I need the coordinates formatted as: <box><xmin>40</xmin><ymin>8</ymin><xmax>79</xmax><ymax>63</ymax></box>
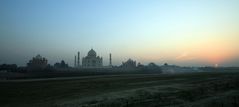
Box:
<box><xmin>82</xmin><ymin>49</ymin><xmax>103</xmax><ymax>68</ymax></box>
<box><xmin>74</xmin><ymin>49</ymin><xmax>111</xmax><ymax>68</ymax></box>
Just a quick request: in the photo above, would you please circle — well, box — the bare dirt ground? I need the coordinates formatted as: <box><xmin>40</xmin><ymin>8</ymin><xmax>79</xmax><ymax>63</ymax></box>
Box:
<box><xmin>1</xmin><ymin>71</ymin><xmax>239</xmax><ymax>107</ymax></box>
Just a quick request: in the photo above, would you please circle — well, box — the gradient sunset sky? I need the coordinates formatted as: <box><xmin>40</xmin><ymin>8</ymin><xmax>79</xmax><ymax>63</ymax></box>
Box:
<box><xmin>0</xmin><ymin>0</ymin><xmax>239</xmax><ymax>67</ymax></box>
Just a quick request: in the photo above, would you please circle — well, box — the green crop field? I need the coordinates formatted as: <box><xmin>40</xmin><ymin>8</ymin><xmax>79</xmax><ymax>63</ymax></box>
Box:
<box><xmin>1</xmin><ymin>71</ymin><xmax>239</xmax><ymax>107</ymax></box>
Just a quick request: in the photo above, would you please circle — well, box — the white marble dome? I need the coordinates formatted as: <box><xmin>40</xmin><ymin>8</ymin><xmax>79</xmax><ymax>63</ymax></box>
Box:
<box><xmin>87</xmin><ymin>49</ymin><xmax>96</xmax><ymax>57</ymax></box>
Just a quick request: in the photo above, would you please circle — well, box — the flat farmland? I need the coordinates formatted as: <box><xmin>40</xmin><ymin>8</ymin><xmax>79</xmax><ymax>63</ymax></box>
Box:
<box><xmin>1</xmin><ymin>71</ymin><xmax>239</xmax><ymax>107</ymax></box>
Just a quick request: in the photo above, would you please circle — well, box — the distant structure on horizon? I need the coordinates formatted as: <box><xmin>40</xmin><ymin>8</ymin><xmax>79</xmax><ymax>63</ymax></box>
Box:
<box><xmin>82</xmin><ymin>49</ymin><xmax>103</xmax><ymax>68</ymax></box>
<box><xmin>54</xmin><ymin>60</ymin><xmax>68</xmax><ymax>68</ymax></box>
<box><xmin>74</xmin><ymin>52</ymin><xmax>81</xmax><ymax>68</ymax></box>
<box><xmin>121</xmin><ymin>59</ymin><xmax>136</xmax><ymax>68</ymax></box>
<box><xmin>78</xmin><ymin>52</ymin><xmax>80</xmax><ymax>67</ymax></box>
<box><xmin>109</xmin><ymin>53</ymin><xmax>112</xmax><ymax>67</ymax></box>
<box><xmin>27</xmin><ymin>54</ymin><xmax>48</xmax><ymax>70</ymax></box>
<box><xmin>74</xmin><ymin>55</ymin><xmax>77</xmax><ymax>67</ymax></box>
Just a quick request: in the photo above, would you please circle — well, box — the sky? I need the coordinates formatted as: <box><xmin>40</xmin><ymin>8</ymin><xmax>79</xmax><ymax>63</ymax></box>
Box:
<box><xmin>0</xmin><ymin>0</ymin><xmax>239</xmax><ymax>67</ymax></box>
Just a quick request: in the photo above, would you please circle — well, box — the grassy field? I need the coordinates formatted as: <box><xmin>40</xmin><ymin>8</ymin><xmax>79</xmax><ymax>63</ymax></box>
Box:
<box><xmin>0</xmin><ymin>71</ymin><xmax>239</xmax><ymax>107</ymax></box>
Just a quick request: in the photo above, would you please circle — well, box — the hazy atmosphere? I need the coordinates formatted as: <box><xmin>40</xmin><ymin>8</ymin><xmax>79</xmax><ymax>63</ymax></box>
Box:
<box><xmin>1</xmin><ymin>1</ymin><xmax>239</xmax><ymax>107</ymax></box>
<box><xmin>1</xmin><ymin>0</ymin><xmax>239</xmax><ymax>67</ymax></box>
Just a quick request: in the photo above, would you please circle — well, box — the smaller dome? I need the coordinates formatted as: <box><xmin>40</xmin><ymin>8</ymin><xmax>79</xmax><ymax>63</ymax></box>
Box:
<box><xmin>88</xmin><ymin>49</ymin><xmax>96</xmax><ymax>57</ymax></box>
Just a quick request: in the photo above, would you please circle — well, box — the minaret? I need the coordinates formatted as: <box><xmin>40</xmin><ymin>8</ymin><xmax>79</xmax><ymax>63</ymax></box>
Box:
<box><xmin>74</xmin><ymin>55</ymin><xmax>76</xmax><ymax>67</ymax></box>
<box><xmin>109</xmin><ymin>53</ymin><xmax>112</xmax><ymax>67</ymax></box>
<box><xmin>77</xmin><ymin>52</ymin><xmax>80</xmax><ymax>67</ymax></box>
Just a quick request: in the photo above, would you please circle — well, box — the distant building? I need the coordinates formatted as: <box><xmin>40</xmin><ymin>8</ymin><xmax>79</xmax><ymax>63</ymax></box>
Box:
<box><xmin>0</xmin><ymin>64</ymin><xmax>17</xmax><ymax>72</ymax></box>
<box><xmin>137</xmin><ymin>62</ymin><xmax>144</xmax><ymax>68</ymax></box>
<box><xmin>121</xmin><ymin>59</ymin><xmax>136</xmax><ymax>68</ymax></box>
<box><xmin>27</xmin><ymin>54</ymin><xmax>48</xmax><ymax>71</ymax></box>
<box><xmin>148</xmin><ymin>62</ymin><xmax>158</xmax><ymax>68</ymax></box>
<box><xmin>109</xmin><ymin>53</ymin><xmax>112</xmax><ymax>67</ymax></box>
<box><xmin>82</xmin><ymin>49</ymin><xmax>103</xmax><ymax>68</ymax></box>
<box><xmin>54</xmin><ymin>60</ymin><xmax>68</xmax><ymax>68</ymax></box>
<box><xmin>145</xmin><ymin>62</ymin><xmax>162</xmax><ymax>72</ymax></box>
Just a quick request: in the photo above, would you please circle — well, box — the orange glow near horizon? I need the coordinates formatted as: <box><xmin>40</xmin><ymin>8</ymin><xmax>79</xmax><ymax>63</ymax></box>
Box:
<box><xmin>124</xmin><ymin>34</ymin><xmax>238</xmax><ymax>66</ymax></box>
<box><xmin>181</xmin><ymin>35</ymin><xmax>238</xmax><ymax>65</ymax></box>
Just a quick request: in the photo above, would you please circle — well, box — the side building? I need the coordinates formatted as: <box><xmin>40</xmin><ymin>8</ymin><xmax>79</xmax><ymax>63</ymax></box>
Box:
<box><xmin>121</xmin><ymin>58</ymin><xmax>136</xmax><ymax>68</ymax></box>
<box><xmin>27</xmin><ymin>54</ymin><xmax>48</xmax><ymax>71</ymax></box>
<box><xmin>54</xmin><ymin>60</ymin><xmax>68</xmax><ymax>69</ymax></box>
<box><xmin>82</xmin><ymin>49</ymin><xmax>103</xmax><ymax>68</ymax></box>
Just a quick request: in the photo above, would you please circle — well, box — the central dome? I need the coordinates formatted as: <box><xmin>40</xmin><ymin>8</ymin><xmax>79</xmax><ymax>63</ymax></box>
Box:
<box><xmin>88</xmin><ymin>49</ymin><xmax>96</xmax><ymax>57</ymax></box>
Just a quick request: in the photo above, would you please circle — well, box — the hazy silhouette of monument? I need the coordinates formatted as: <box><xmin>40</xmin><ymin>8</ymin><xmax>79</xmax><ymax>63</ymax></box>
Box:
<box><xmin>27</xmin><ymin>54</ymin><xmax>48</xmax><ymax>71</ymax></box>
<box><xmin>0</xmin><ymin>64</ymin><xmax>17</xmax><ymax>72</ymax></box>
<box><xmin>109</xmin><ymin>53</ymin><xmax>112</xmax><ymax>67</ymax></box>
<box><xmin>78</xmin><ymin>52</ymin><xmax>80</xmax><ymax>67</ymax></box>
<box><xmin>81</xmin><ymin>49</ymin><xmax>103</xmax><ymax>68</ymax></box>
<box><xmin>54</xmin><ymin>60</ymin><xmax>68</xmax><ymax>68</ymax></box>
<box><xmin>121</xmin><ymin>59</ymin><xmax>136</xmax><ymax>68</ymax></box>
<box><xmin>74</xmin><ymin>55</ymin><xmax>77</xmax><ymax>67</ymax></box>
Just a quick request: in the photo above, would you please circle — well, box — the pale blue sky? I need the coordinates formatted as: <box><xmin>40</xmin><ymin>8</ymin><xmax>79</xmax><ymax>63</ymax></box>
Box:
<box><xmin>0</xmin><ymin>0</ymin><xmax>239</xmax><ymax>66</ymax></box>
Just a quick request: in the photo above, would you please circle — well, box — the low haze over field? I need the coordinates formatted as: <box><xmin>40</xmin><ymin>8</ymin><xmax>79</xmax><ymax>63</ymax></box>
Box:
<box><xmin>0</xmin><ymin>0</ymin><xmax>239</xmax><ymax>67</ymax></box>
